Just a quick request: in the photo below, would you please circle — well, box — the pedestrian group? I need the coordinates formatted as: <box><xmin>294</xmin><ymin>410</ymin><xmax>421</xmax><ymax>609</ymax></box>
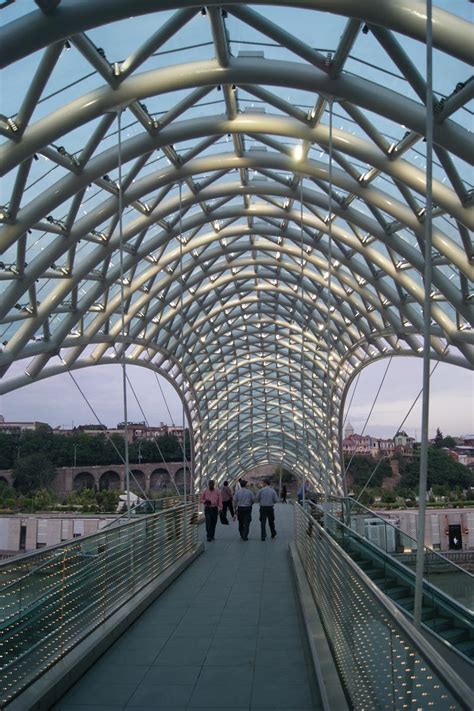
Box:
<box><xmin>200</xmin><ymin>477</ymin><xmax>280</xmax><ymax>542</ymax></box>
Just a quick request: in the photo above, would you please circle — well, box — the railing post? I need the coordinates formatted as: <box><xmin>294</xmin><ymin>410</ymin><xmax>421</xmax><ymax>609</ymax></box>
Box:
<box><xmin>414</xmin><ymin>0</ymin><xmax>433</xmax><ymax>630</ymax></box>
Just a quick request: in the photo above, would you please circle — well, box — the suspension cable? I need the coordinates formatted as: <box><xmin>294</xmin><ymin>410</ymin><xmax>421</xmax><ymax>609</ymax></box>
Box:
<box><xmin>152</xmin><ymin>369</ymin><xmax>190</xmax><ymax>472</ymax></box>
<box><xmin>355</xmin><ymin>360</ymin><xmax>440</xmax><ymax>501</ymax></box>
<box><xmin>153</xmin><ymin>371</ymin><xmax>177</xmax><ymax>425</ymax></box>
<box><xmin>398</xmin><ymin>360</ymin><xmax>439</xmax><ymax>434</ymax></box>
<box><xmin>124</xmin><ymin>372</ymin><xmax>181</xmax><ymax>495</ymax></box>
<box><xmin>342</xmin><ymin>370</ymin><xmax>361</xmax><ymax>430</ymax></box>
<box><xmin>117</xmin><ymin>109</ymin><xmax>131</xmax><ymax>517</ymax></box>
<box><xmin>63</xmin><ymin>366</ymin><xmax>147</xmax><ymax>498</ymax></box>
<box><xmin>69</xmin><ymin>341</ymin><xmax>181</xmax><ymax>498</ymax></box>
<box><xmin>343</xmin><ymin>355</ymin><xmax>393</xmax><ymax>483</ymax></box>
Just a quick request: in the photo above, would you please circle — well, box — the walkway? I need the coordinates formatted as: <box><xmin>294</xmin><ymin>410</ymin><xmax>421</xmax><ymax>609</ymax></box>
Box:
<box><xmin>53</xmin><ymin>504</ymin><xmax>322</xmax><ymax>710</ymax></box>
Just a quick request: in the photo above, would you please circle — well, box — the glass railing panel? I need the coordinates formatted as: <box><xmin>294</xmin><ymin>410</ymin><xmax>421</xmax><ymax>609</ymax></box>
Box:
<box><xmin>0</xmin><ymin>501</ymin><xmax>199</xmax><ymax>707</ymax></box>
<box><xmin>329</xmin><ymin>497</ymin><xmax>474</xmax><ymax>613</ymax></box>
<box><xmin>294</xmin><ymin>504</ymin><xmax>474</xmax><ymax>711</ymax></box>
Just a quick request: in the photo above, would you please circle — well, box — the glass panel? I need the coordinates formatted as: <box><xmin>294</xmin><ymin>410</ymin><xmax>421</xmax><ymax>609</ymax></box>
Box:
<box><xmin>295</xmin><ymin>503</ymin><xmax>473</xmax><ymax>710</ymax></box>
<box><xmin>323</xmin><ymin>496</ymin><xmax>474</xmax><ymax>611</ymax></box>
<box><xmin>0</xmin><ymin>500</ymin><xmax>199</xmax><ymax>707</ymax></box>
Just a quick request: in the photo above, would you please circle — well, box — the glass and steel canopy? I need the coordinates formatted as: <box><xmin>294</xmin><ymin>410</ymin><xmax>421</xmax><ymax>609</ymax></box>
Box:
<box><xmin>0</xmin><ymin>1</ymin><xmax>472</xmax><ymax>491</ymax></box>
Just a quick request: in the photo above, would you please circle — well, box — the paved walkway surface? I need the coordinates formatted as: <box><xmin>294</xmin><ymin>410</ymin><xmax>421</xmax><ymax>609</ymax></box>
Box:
<box><xmin>54</xmin><ymin>504</ymin><xmax>322</xmax><ymax>710</ymax></box>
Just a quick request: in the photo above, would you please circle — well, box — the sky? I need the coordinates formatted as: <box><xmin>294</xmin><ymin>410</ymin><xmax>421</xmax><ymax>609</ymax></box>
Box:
<box><xmin>342</xmin><ymin>358</ymin><xmax>473</xmax><ymax>440</ymax></box>
<box><xmin>0</xmin><ymin>357</ymin><xmax>472</xmax><ymax>441</ymax></box>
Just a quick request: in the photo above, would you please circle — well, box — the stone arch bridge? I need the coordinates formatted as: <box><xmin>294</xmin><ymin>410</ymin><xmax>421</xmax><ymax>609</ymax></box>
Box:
<box><xmin>0</xmin><ymin>462</ymin><xmax>192</xmax><ymax>497</ymax></box>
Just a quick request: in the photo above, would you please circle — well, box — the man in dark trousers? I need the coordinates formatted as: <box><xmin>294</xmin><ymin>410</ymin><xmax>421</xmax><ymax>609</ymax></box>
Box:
<box><xmin>200</xmin><ymin>480</ymin><xmax>222</xmax><ymax>542</ymax></box>
<box><xmin>256</xmin><ymin>479</ymin><xmax>278</xmax><ymax>540</ymax></box>
<box><xmin>220</xmin><ymin>480</ymin><xmax>234</xmax><ymax>521</ymax></box>
<box><xmin>233</xmin><ymin>479</ymin><xmax>254</xmax><ymax>541</ymax></box>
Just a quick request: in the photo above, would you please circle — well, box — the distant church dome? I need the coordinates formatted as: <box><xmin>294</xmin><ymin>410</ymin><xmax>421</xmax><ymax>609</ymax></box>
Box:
<box><xmin>345</xmin><ymin>422</ymin><xmax>354</xmax><ymax>438</ymax></box>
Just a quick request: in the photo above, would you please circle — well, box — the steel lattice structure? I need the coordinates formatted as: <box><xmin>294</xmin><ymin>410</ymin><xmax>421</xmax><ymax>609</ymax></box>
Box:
<box><xmin>0</xmin><ymin>1</ymin><xmax>472</xmax><ymax>492</ymax></box>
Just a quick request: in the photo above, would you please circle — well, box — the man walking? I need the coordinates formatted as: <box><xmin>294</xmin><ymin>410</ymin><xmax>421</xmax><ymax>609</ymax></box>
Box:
<box><xmin>233</xmin><ymin>479</ymin><xmax>254</xmax><ymax>541</ymax></box>
<box><xmin>200</xmin><ymin>480</ymin><xmax>222</xmax><ymax>542</ymax></box>
<box><xmin>257</xmin><ymin>479</ymin><xmax>278</xmax><ymax>541</ymax></box>
<box><xmin>220</xmin><ymin>480</ymin><xmax>234</xmax><ymax>521</ymax></box>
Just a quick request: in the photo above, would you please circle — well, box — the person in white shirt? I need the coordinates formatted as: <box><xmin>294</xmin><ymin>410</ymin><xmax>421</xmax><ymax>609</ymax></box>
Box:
<box><xmin>233</xmin><ymin>479</ymin><xmax>254</xmax><ymax>541</ymax></box>
<box><xmin>256</xmin><ymin>479</ymin><xmax>278</xmax><ymax>540</ymax></box>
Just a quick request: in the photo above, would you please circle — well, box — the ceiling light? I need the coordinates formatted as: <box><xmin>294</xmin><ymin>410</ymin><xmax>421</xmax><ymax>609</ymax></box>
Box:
<box><xmin>293</xmin><ymin>143</ymin><xmax>304</xmax><ymax>161</ymax></box>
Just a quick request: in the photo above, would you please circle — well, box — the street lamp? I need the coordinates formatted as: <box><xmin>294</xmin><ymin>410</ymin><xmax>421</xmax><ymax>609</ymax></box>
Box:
<box><xmin>73</xmin><ymin>444</ymin><xmax>78</xmax><ymax>468</ymax></box>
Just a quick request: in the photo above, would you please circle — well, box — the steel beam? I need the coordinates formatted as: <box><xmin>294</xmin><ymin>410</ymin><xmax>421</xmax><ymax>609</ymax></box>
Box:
<box><xmin>2</xmin><ymin>59</ymin><xmax>472</xmax><ymax>173</ymax></box>
<box><xmin>2</xmin><ymin>1</ymin><xmax>471</xmax><ymax>68</ymax></box>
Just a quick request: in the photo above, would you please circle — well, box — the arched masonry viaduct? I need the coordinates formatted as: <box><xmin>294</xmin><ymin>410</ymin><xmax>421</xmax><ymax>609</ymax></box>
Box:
<box><xmin>0</xmin><ymin>463</ymin><xmax>192</xmax><ymax>497</ymax></box>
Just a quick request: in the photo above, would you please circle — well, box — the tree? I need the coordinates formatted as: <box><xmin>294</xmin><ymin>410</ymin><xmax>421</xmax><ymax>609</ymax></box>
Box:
<box><xmin>394</xmin><ymin>485</ymin><xmax>417</xmax><ymax>500</ymax></box>
<box><xmin>398</xmin><ymin>447</ymin><xmax>473</xmax><ymax>492</ymax></box>
<box><xmin>432</xmin><ymin>483</ymin><xmax>449</xmax><ymax>497</ymax></box>
<box><xmin>129</xmin><ymin>438</ymin><xmax>159</xmax><ymax>464</ymax></box>
<box><xmin>32</xmin><ymin>489</ymin><xmax>55</xmax><ymax>511</ymax></box>
<box><xmin>392</xmin><ymin>451</ymin><xmax>409</xmax><ymax>476</ymax></box>
<box><xmin>96</xmin><ymin>490</ymin><xmax>119</xmax><ymax>512</ymax></box>
<box><xmin>344</xmin><ymin>455</ymin><xmax>392</xmax><ymax>488</ymax></box>
<box><xmin>0</xmin><ymin>432</ymin><xmax>20</xmax><ymax>469</ymax></box>
<box><xmin>381</xmin><ymin>490</ymin><xmax>397</xmax><ymax>504</ymax></box>
<box><xmin>356</xmin><ymin>488</ymin><xmax>375</xmax><ymax>506</ymax></box>
<box><xmin>442</xmin><ymin>435</ymin><xmax>457</xmax><ymax>449</ymax></box>
<box><xmin>0</xmin><ymin>479</ymin><xmax>17</xmax><ymax>509</ymax></box>
<box><xmin>449</xmin><ymin>487</ymin><xmax>464</xmax><ymax>502</ymax></box>
<box><xmin>13</xmin><ymin>453</ymin><xmax>57</xmax><ymax>494</ymax></box>
<box><xmin>65</xmin><ymin>487</ymin><xmax>97</xmax><ymax>510</ymax></box>
<box><xmin>433</xmin><ymin>428</ymin><xmax>444</xmax><ymax>448</ymax></box>
<box><xmin>0</xmin><ymin>430</ymin><xmax>192</xmax><ymax>470</ymax></box>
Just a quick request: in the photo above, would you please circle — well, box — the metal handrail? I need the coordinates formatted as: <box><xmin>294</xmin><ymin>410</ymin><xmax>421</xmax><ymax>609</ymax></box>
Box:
<box><xmin>295</xmin><ymin>503</ymin><xmax>474</xmax><ymax>710</ymax></box>
<box><xmin>324</xmin><ymin>496</ymin><xmax>474</xmax><ymax>578</ymax></box>
<box><xmin>0</xmin><ymin>499</ymin><xmax>195</xmax><ymax>583</ymax></box>
<box><xmin>101</xmin><ymin>493</ymin><xmax>197</xmax><ymax>530</ymax></box>
<box><xmin>0</xmin><ymin>500</ymin><xmax>200</xmax><ymax>707</ymax></box>
<box><xmin>0</xmin><ymin>495</ymin><xmax>197</xmax><ymax>587</ymax></box>
<box><xmin>326</xmin><ymin>508</ymin><xmax>474</xmax><ymax>625</ymax></box>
